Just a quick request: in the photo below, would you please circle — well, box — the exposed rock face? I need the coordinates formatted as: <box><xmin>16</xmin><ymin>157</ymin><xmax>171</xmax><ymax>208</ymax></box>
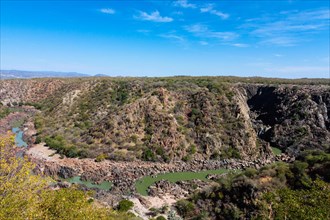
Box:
<box><xmin>233</xmin><ymin>87</ymin><xmax>267</xmax><ymax>158</ymax></box>
<box><xmin>246</xmin><ymin>84</ymin><xmax>330</xmax><ymax>155</ymax></box>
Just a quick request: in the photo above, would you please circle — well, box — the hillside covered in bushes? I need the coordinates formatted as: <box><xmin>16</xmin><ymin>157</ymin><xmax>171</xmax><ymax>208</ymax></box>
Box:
<box><xmin>175</xmin><ymin>150</ymin><xmax>330</xmax><ymax>219</ymax></box>
<box><xmin>1</xmin><ymin>77</ymin><xmax>329</xmax><ymax>163</ymax></box>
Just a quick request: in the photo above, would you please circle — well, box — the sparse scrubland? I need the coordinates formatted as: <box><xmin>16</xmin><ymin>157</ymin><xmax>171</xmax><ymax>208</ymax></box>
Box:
<box><xmin>1</xmin><ymin>77</ymin><xmax>329</xmax><ymax>162</ymax></box>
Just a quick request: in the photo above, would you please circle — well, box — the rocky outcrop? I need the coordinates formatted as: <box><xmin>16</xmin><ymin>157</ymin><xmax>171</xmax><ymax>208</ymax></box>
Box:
<box><xmin>245</xmin><ymin>84</ymin><xmax>330</xmax><ymax>155</ymax></box>
<box><xmin>148</xmin><ymin>179</ymin><xmax>210</xmax><ymax>199</ymax></box>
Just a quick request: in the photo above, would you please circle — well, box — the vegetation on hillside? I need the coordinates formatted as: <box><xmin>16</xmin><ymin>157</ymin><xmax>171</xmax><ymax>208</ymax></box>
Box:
<box><xmin>29</xmin><ymin>78</ymin><xmax>266</xmax><ymax>161</ymax></box>
<box><xmin>0</xmin><ymin>105</ymin><xmax>10</xmax><ymax>119</ymax></box>
<box><xmin>2</xmin><ymin>77</ymin><xmax>329</xmax><ymax>163</ymax></box>
<box><xmin>175</xmin><ymin>150</ymin><xmax>330</xmax><ymax>219</ymax></box>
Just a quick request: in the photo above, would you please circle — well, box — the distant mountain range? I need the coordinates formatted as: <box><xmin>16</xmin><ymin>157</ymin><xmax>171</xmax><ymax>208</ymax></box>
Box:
<box><xmin>0</xmin><ymin>70</ymin><xmax>110</xmax><ymax>79</ymax></box>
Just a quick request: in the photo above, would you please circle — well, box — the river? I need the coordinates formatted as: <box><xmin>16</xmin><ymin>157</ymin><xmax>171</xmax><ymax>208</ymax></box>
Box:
<box><xmin>12</xmin><ymin>127</ymin><xmax>28</xmax><ymax>147</ymax></box>
<box><xmin>64</xmin><ymin>176</ymin><xmax>112</xmax><ymax>190</ymax></box>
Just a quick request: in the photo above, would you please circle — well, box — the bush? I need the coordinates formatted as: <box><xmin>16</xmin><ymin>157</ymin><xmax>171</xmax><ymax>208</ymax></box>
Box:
<box><xmin>0</xmin><ymin>107</ymin><xmax>10</xmax><ymax>119</ymax></box>
<box><xmin>189</xmin><ymin>144</ymin><xmax>197</xmax><ymax>154</ymax></box>
<box><xmin>142</xmin><ymin>148</ymin><xmax>156</xmax><ymax>161</ymax></box>
<box><xmin>95</xmin><ymin>153</ymin><xmax>107</xmax><ymax>162</ymax></box>
<box><xmin>156</xmin><ymin>146</ymin><xmax>165</xmax><ymax>156</ymax></box>
<box><xmin>130</xmin><ymin>134</ymin><xmax>138</xmax><ymax>143</ymax></box>
<box><xmin>190</xmin><ymin>108</ymin><xmax>201</xmax><ymax>119</ymax></box>
<box><xmin>289</xmin><ymin>161</ymin><xmax>312</xmax><ymax>189</ymax></box>
<box><xmin>220</xmin><ymin>147</ymin><xmax>241</xmax><ymax>159</ymax></box>
<box><xmin>35</xmin><ymin>136</ymin><xmax>42</xmax><ymax>144</ymax></box>
<box><xmin>244</xmin><ymin>168</ymin><xmax>257</xmax><ymax>177</ymax></box>
<box><xmin>25</xmin><ymin>102</ymin><xmax>44</xmax><ymax>110</ymax></box>
<box><xmin>182</xmin><ymin>155</ymin><xmax>191</xmax><ymax>162</ymax></box>
<box><xmin>45</xmin><ymin>135</ymin><xmax>81</xmax><ymax>158</ymax></box>
<box><xmin>118</xmin><ymin>199</ymin><xmax>134</xmax><ymax>212</ymax></box>
<box><xmin>175</xmin><ymin>199</ymin><xmax>195</xmax><ymax>218</ymax></box>
<box><xmin>34</xmin><ymin>116</ymin><xmax>45</xmax><ymax>130</ymax></box>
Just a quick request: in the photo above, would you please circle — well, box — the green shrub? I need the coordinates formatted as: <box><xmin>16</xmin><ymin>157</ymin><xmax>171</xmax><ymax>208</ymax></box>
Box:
<box><xmin>220</xmin><ymin>147</ymin><xmax>241</xmax><ymax>159</ymax></box>
<box><xmin>190</xmin><ymin>108</ymin><xmax>201</xmax><ymax>118</ymax></box>
<box><xmin>95</xmin><ymin>153</ymin><xmax>107</xmax><ymax>162</ymax></box>
<box><xmin>189</xmin><ymin>144</ymin><xmax>197</xmax><ymax>154</ymax></box>
<box><xmin>156</xmin><ymin>146</ymin><xmax>165</xmax><ymax>156</ymax></box>
<box><xmin>35</xmin><ymin>136</ymin><xmax>42</xmax><ymax>144</ymax></box>
<box><xmin>118</xmin><ymin>199</ymin><xmax>134</xmax><ymax>212</ymax></box>
<box><xmin>175</xmin><ymin>199</ymin><xmax>195</xmax><ymax>218</ymax></box>
<box><xmin>182</xmin><ymin>155</ymin><xmax>191</xmax><ymax>162</ymax></box>
<box><xmin>0</xmin><ymin>107</ymin><xmax>10</xmax><ymax>119</ymax></box>
<box><xmin>25</xmin><ymin>102</ymin><xmax>44</xmax><ymax>110</ymax></box>
<box><xmin>142</xmin><ymin>148</ymin><xmax>156</xmax><ymax>161</ymax></box>
<box><xmin>244</xmin><ymin>168</ymin><xmax>257</xmax><ymax>177</ymax></box>
<box><xmin>45</xmin><ymin>135</ymin><xmax>81</xmax><ymax>158</ymax></box>
<box><xmin>130</xmin><ymin>135</ymin><xmax>138</xmax><ymax>143</ymax></box>
<box><xmin>289</xmin><ymin>161</ymin><xmax>312</xmax><ymax>189</ymax></box>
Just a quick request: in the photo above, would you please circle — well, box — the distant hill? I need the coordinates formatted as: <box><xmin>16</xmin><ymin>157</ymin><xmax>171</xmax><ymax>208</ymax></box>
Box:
<box><xmin>93</xmin><ymin>74</ymin><xmax>110</xmax><ymax>77</ymax></box>
<box><xmin>0</xmin><ymin>70</ymin><xmax>91</xmax><ymax>79</ymax></box>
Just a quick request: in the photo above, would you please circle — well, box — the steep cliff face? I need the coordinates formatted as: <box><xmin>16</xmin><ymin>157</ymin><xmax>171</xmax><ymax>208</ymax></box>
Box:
<box><xmin>1</xmin><ymin>77</ymin><xmax>329</xmax><ymax>162</ymax></box>
<box><xmin>246</xmin><ymin>84</ymin><xmax>330</xmax><ymax>155</ymax></box>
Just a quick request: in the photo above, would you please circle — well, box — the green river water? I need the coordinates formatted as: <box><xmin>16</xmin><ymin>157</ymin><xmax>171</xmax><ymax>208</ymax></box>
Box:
<box><xmin>135</xmin><ymin>169</ymin><xmax>228</xmax><ymax>196</ymax></box>
<box><xmin>64</xmin><ymin>176</ymin><xmax>112</xmax><ymax>190</ymax></box>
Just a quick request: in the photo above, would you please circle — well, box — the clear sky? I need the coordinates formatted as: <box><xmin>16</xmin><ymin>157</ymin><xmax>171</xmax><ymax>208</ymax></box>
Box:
<box><xmin>1</xmin><ymin>0</ymin><xmax>329</xmax><ymax>78</ymax></box>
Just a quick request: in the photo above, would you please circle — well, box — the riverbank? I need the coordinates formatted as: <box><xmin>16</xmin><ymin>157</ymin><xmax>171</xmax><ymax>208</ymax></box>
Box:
<box><xmin>26</xmin><ymin>141</ymin><xmax>280</xmax><ymax>194</ymax></box>
<box><xmin>0</xmin><ymin>111</ymin><xmax>27</xmax><ymax>133</ymax></box>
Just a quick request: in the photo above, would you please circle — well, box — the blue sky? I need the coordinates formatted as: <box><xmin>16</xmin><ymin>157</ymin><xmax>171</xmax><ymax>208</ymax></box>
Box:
<box><xmin>1</xmin><ymin>0</ymin><xmax>329</xmax><ymax>78</ymax></box>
